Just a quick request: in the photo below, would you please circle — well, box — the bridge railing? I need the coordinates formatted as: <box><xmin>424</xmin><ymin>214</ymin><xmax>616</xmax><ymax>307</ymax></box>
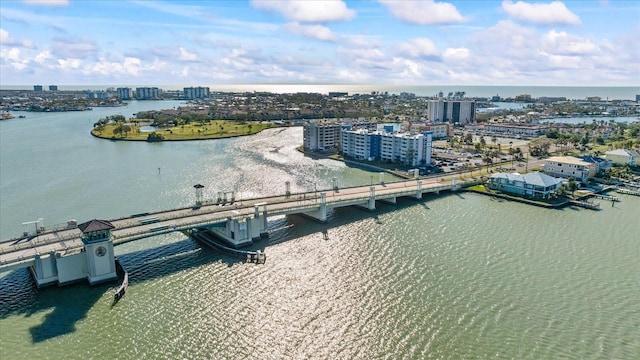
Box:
<box><xmin>0</xmin><ymin>232</ymin><xmax>83</xmax><ymax>255</ymax></box>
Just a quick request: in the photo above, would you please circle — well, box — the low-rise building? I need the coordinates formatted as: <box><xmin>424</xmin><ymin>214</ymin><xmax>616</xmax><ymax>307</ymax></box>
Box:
<box><xmin>483</xmin><ymin>123</ymin><xmax>547</xmax><ymax>138</ymax></box>
<box><xmin>401</xmin><ymin>121</ymin><xmax>450</xmax><ymax>139</ymax></box>
<box><xmin>605</xmin><ymin>149</ymin><xmax>638</xmax><ymax>166</ymax></box>
<box><xmin>488</xmin><ymin>171</ymin><xmax>563</xmax><ymax>199</ymax></box>
<box><xmin>543</xmin><ymin>156</ymin><xmax>596</xmax><ymax>183</ymax></box>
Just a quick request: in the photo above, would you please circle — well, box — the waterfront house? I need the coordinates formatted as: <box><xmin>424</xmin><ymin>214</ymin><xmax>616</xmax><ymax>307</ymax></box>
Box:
<box><xmin>579</xmin><ymin>154</ymin><xmax>612</xmax><ymax>174</ymax></box>
<box><xmin>543</xmin><ymin>156</ymin><xmax>596</xmax><ymax>184</ymax></box>
<box><xmin>605</xmin><ymin>149</ymin><xmax>638</xmax><ymax>166</ymax></box>
<box><xmin>488</xmin><ymin>171</ymin><xmax>563</xmax><ymax>199</ymax></box>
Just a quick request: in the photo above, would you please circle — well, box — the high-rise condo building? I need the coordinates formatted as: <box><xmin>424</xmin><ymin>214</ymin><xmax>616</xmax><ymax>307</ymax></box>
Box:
<box><xmin>184</xmin><ymin>87</ymin><xmax>210</xmax><ymax>99</ymax></box>
<box><xmin>135</xmin><ymin>87</ymin><xmax>160</xmax><ymax>100</ymax></box>
<box><xmin>116</xmin><ymin>87</ymin><xmax>132</xmax><ymax>100</ymax></box>
<box><xmin>428</xmin><ymin>99</ymin><xmax>476</xmax><ymax>124</ymax></box>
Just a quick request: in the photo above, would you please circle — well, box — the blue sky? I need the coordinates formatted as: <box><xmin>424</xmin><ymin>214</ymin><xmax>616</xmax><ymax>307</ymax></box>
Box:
<box><xmin>0</xmin><ymin>0</ymin><xmax>638</xmax><ymax>86</ymax></box>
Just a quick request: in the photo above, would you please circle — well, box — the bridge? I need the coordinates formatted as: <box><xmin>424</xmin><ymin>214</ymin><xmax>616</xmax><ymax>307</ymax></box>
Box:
<box><xmin>0</xmin><ymin>176</ymin><xmax>476</xmax><ymax>287</ymax></box>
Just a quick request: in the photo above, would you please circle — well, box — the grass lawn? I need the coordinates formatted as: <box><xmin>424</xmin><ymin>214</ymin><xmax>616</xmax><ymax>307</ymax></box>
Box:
<box><xmin>92</xmin><ymin>120</ymin><xmax>275</xmax><ymax>141</ymax></box>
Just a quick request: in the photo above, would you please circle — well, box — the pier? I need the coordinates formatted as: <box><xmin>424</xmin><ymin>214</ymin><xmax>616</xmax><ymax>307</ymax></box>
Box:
<box><xmin>0</xmin><ymin>177</ymin><xmax>475</xmax><ymax>287</ymax></box>
<box><xmin>615</xmin><ymin>187</ymin><xmax>640</xmax><ymax>196</ymax></box>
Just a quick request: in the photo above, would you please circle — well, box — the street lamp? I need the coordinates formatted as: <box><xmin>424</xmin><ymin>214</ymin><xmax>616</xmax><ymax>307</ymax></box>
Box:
<box><xmin>510</xmin><ymin>141</ymin><xmax>514</xmax><ymax>169</ymax></box>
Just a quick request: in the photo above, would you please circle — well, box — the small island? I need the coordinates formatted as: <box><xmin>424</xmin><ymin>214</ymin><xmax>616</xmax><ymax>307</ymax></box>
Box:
<box><xmin>91</xmin><ymin>112</ymin><xmax>277</xmax><ymax>142</ymax></box>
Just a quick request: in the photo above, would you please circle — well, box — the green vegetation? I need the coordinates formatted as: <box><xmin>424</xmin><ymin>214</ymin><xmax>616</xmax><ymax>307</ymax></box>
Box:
<box><xmin>91</xmin><ymin>115</ymin><xmax>275</xmax><ymax>141</ymax></box>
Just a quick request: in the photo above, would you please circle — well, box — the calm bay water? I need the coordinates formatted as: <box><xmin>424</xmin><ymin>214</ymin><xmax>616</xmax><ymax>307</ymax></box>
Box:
<box><xmin>1</xmin><ymin>100</ymin><xmax>639</xmax><ymax>359</ymax></box>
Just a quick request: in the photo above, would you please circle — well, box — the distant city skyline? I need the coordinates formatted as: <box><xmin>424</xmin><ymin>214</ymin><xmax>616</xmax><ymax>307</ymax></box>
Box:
<box><xmin>0</xmin><ymin>0</ymin><xmax>638</xmax><ymax>87</ymax></box>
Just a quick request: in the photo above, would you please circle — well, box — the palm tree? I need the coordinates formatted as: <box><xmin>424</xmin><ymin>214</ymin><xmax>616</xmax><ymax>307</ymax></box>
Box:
<box><xmin>567</xmin><ymin>177</ymin><xmax>578</xmax><ymax>198</ymax></box>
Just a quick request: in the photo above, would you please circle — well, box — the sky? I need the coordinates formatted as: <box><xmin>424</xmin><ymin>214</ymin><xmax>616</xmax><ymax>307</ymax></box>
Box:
<box><xmin>0</xmin><ymin>0</ymin><xmax>638</xmax><ymax>87</ymax></box>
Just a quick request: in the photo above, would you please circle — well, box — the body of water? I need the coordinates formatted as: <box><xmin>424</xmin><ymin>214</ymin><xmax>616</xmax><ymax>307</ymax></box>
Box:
<box><xmin>1</xmin><ymin>100</ymin><xmax>639</xmax><ymax>359</ymax></box>
<box><xmin>543</xmin><ymin>116</ymin><xmax>638</xmax><ymax>124</ymax></box>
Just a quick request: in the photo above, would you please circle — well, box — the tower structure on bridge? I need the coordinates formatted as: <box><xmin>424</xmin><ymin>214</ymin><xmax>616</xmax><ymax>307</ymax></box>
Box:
<box><xmin>79</xmin><ymin>219</ymin><xmax>118</xmax><ymax>285</ymax></box>
<box><xmin>30</xmin><ymin>219</ymin><xmax>118</xmax><ymax>287</ymax></box>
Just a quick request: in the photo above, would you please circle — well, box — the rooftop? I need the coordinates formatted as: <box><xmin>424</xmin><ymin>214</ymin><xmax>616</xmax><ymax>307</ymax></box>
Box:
<box><xmin>545</xmin><ymin>156</ymin><xmax>591</xmax><ymax>166</ymax></box>
<box><xmin>78</xmin><ymin>219</ymin><xmax>115</xmax><ymax>234</ymax></box>
<box><xmin>491</xmin><ymin>171</ymin><xmax>563</xmax><ymax>188</ymax></box>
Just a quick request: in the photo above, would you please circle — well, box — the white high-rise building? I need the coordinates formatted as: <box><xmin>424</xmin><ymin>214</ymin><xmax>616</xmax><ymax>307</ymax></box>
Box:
<box><xmin>135</xmin><ymin>87</ymin><xmax>160</xmax><ymax>100</ymax></box>
<box><xmin>116</xmin><ymin>87</ymin><xmax>132</xmax><ymax>100</ymax></box>
<box><xmin>184</xmin><ymin>87</ymin><xmax>210</xmax><ymax>99</ymax></box>
<box><xmin>428</xmin><ymin>100</ymin><xmax>476</xmax><ymax>123</ymax></box>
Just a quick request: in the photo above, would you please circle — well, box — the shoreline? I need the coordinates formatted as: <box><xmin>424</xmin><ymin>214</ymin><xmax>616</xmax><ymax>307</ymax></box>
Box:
<box><xmin>89</xmin><ymin>125</ymin><xmax>282</xmax><ymax>142</ymax></box>
<box><xmin>296</xmin><ymin>146</ymin><xmax>414</xmax><ymax>179</ymax></box>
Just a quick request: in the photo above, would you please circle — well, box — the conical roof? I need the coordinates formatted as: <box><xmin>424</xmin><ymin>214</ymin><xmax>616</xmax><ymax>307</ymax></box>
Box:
<box><xmin>78</xmin><ymin>219</ymin><xmax>115</xmax><ymax>234</ymax></box>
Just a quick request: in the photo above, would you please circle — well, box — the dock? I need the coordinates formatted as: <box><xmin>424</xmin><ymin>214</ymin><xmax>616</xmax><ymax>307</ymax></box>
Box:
<box><xmin>570</xmin><ymin>199</ymin><xmax>600</xmax><ymax>210</ymax></box>
<box><xmin>615</xmin><ymin>187</ymin><xmax>640</xmax><ymax>196</ymax></box>
<box><xmin>590</xmin><ymin>193</ymin><xmax>619</xmax><ymax>202</ymax></box>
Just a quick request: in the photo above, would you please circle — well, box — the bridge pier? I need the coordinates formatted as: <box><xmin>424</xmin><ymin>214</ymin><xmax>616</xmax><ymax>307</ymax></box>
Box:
<box><xmin>416</xmin><ymin>179</ymin><xmax>423</xmax><ymax>199</ymax></box>
<box><xmin>356</xmin><ymin>186</ymin><xmax>377</xmax><ymax>211</ymax></box>
<box><xmin>31</xmin><ymin>252</ymin><xmax>58</xmax><ymax>287</ymax></box>
<box><xmin>209</xmin><ymin>203</ymin><xmax>269</xmax><ymax>248</ymax></box>
<box><xmin>301</xmin><ymin>192</ymin><xmax>327</xmax><ymax>223</ymax></box>
<box><xmin>29</xmin><ymin>219</ymin><xmax>118</xmax><ymax>288</ymax></box>
<box><xmin>368</xmin><ymin>186</ymin><xmax>376</xmax><ymax>210</ymax></box>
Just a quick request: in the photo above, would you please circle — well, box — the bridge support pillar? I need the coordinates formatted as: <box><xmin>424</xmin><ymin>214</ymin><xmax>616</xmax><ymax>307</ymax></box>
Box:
<box><xmin>31</xmin><ymin>252</ymin><xmax>59</xmax><ymax>288</ymax></box>
<box><xmin>302</xmin><ymin>192</ymin><xmax>327</xmax><ymax>223</ymax></box>
<box><xmin>416</xmin><ymin>180</ymin><xmax>423</xmax><ymax>199</ymax></box>
<box><xmin>211</xmin><ymin>217</ymin><xmax>254</xmax><ymax>248</ymax></box>
<box><xmin>368</xmin><ymin>186</ymin><xmax>377</xmax><ymax>210</ymax></box>
<box><xmin>210</xmin><ymin>204</ymin><xmax>269</xmax><ymax>248</ymax></box>
<box><xmin>254</xmin><ymin>203</ymin><xmax>269</xmax><ymax>238</ymax></box>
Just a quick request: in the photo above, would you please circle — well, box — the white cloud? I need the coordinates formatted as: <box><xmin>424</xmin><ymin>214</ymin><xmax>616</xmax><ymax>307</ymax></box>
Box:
<box><xmin>0</xmin><ymin>29</ymin><xmax>36</xmax><ymax>48</ymax></box>
<box><xmin>443</xmin><ymin>47</ymin><xmax>470</xmax><ymax>61</ymax></box>
<box><xmin>251</xmin><ymin>0</ymin><xmax>356</xmax><ymax>23</ymax></box>
<box><xmin>537</xmin><ymin>51</ymin><xmax>581</xmax><ymax>69</ymax></box>
<box><xmin>2</xmin><ymin>47</ymin><xmax>22</xmax><ymax>62</ymax></box>
<box><xmin>502</xmin><ymin>1</ymin><xmax>581</xmax><ymax>26</ymax></box>
<box><xmin>57</xmin><ymin>58</ymin><xmax>82</xmax><ymax>70</ymax></box>
<box><xmin>344</xmin><ymin>35</ymin><xmax>381</xmax><ymax>48</ymax></box>
<box><xmin>282</xmin><ymin>22</ymin><xmax>338</xmax><ymax>42</ymax></box>
<box><xmin>22</xmin><ymin>0</ymin><xmax>69</xmax><ymax>6</ymax></box>
<box><xmin>34</xmin><ymin>50</ymin><xmax>52</xmax><ymax>64</ymax></box>
<box><xmin>379</xmin><ymin>0</ymin><xmax>465</xmax><ymax>25</ymax></box>
<box><xmin>472</xmin><ymin>20</ymin><xmax>538</xmax><ymax>59</ymax></box>
<box><xmin>396</xmin><ymin>38</ymin><xmax>440</xmax><ymax>59</ymax></box>
<box><xmin>541</xmin><ymin>30</ymin><xmax>597</xmax><ymax>55</ymax></box>
<box><xmin>178</xmin><ymin>47</ymin><xmax>198</xmax><ymax>62</ymax></box>
<box><xmin>336</xmin><ymin>68</ymin><xmax>371</xmax><ymax>82</ymax></box>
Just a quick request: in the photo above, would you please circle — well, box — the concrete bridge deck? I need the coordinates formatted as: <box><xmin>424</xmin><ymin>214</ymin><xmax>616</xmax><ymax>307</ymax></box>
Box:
<box><xmin>0</xmin><ymin>178</ymin><xmax>473</xmax><ymax>273</ymax></box>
